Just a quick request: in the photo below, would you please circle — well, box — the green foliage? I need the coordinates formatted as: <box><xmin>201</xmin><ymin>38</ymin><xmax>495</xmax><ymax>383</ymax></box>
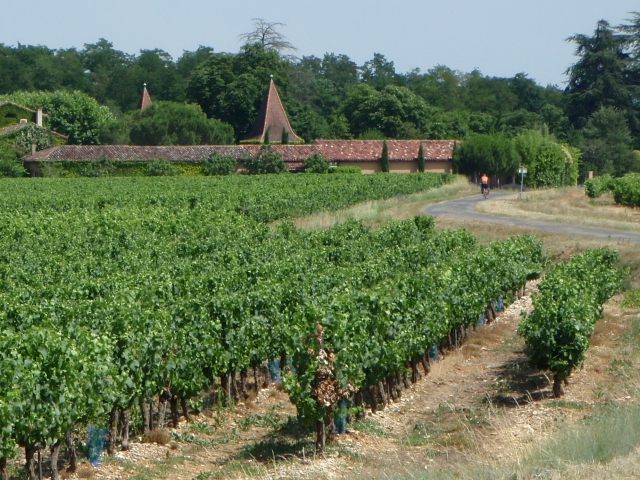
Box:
<box><xmin>518</xmin><ymin>249</ymin><xmax>622</xmax><ymax>381</ymax></box>
<box><xmin>14</xmin><ymin>124</ymin><xmax>53</xmax><ymax>152</ymax></box>
<box><xmin>79</xmin><ymin>158</ymin><xmax>115</xmax><ymax>177</ymax></box>
<box><xmin>281</xmin><ymin>127</ymin><xmax>289</xmax><ymax>145</ymax></box>
<box><xmin>584</xmin><ymin>174</ymin><xmax>615</xmax><ymax>198</ymax></box>
<box><xmin>623</xmin><ymin>288</ymin><xmax>640</xmax><ymax>307</ymax></box>
<box><xmin>203</xmin><ymin>152</ymin><xmax>237</xmax><ymax>176</ymax></box>
<box><xmin>453</xmin><ymin>134</ymin><xmax>520</xmax><ymax>176</ymax></box>
<box><xmin>342</xmin><ymin>84</ymin><xmax>432</xmax><ymax>139</ymax></box>
<box><xmin>329</xmin><ymin>166</ymin><xmax>361</xmax><ymax>174</ymax></box>
<box><xmin>359</xmin><ymin>129</ymin><xmax>386</xmax><ymax>140</ymax></box>
<box><xmin>37</xmin><ymin>160</ymin><xmax>206</xmax><ymax>178</ymax></box>
<box><xmin>381</xmin><ymin>140</ymin><xmax>390</xmax><ymax>172</ymax></box>
<box><xmin>0</xmin><ymin>173</ymin><xmax>458</xmax><ymax>449</ymax></box>
<box><xmin>514</xmin><ymin>129</ymin><xmax>577</xmax><ymax>187</ymax></box>
<box><xmin>243</xmin><ymin>146</ymin><xmax>287</xmax><ymax>174</ymax></box>
<box><xmin>613</xmin><ymin>173</ymin><xmax>640</xmax><ymax>207</ymax></box>
<box><xmin>417</xmin><ymin>143</ymin><xmax>425</xmax><ymax>173</ymax></box>
<box><xmin>565</xmin><ymin>21</ymin><xmax>637</xmax><ymax>134</ymax></box>
<box><xmin>303</xmin><ymin>153</ymin><xmax>330</xmax><ymax>173</ymax></box>
<box><xmin>145</xmin><ymin>158</ymin><xmax>178</xmax><ymax>176</ymax></box>
<box><xmin>580</xmin><ymin>107</ymin><xmax>637</xmax><ymax>177</ymax></box>
<box><xmin>187</xmin><ymin>44</ymin><xmax>292</xmax><ymax>140</ymax></box>
<box><xmin>0</xmin><ymin>91</ymin><xmax>113</xmax><ymax>144</ymax></box>
<box><xmin>284</xmin><ymin>230</ymin><xmax>543</xmax><ymax>427</ymax></box>
<box><xmin>0</xmin><ymin>103</ymin><xmax>37</xmax><ymax>129</ymax></box>
<box><xmin>0</xmin><ymin>143</ymin><xmax>26</xmax><ymax>177</ymax></box>
<box><xmin>124</xmin><ymin>101</ymin><xmax>234</xmax><ymax>146</ymax></box>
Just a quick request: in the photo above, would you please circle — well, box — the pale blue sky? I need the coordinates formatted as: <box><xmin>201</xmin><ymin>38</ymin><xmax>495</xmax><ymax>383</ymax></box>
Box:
<box><xmin>2</xmin><ymin>0</ymin><xmax>637</xmax><ymax>87</ymax></box>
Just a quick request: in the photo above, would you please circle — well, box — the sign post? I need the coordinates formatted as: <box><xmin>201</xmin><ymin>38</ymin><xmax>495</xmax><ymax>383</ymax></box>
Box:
<box><xmin>519</xmin><ymin>167</ymin><xmax>527</xmax><ymax>200</ymax></box>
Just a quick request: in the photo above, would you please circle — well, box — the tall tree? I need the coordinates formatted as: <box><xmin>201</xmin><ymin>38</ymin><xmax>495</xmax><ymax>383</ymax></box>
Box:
<box><xmin>239</xmin><ymin>19</ymin><xmax>297</xmax><ymax>56</ymax></box>
<box><xmin>564</xmin><ymin>21</ymin><xmax>633</xmax><ymax>130</ymax></box>
<box><xmin>417</xmin><ymin>143</ymin><xmax>425</xmax><ymax>173</ymax></box>
<box><xmin>187</xmin><ymin>44</ymin><xmax>292</xmax><ymax>140</ymax></box>
<box><xmin>381</xmin><ymin>140</ymin><xmax>389</xmax><ymax>172</ymax></box>
<box><xmin>580</xmin><ymin>106</ymin><xmax>638</xmax><ymax>176</ymax></box>
<box><xmin>361</xmin><ymin>53</ymin><xmax>402</xmax><ymax>91</ymax></box>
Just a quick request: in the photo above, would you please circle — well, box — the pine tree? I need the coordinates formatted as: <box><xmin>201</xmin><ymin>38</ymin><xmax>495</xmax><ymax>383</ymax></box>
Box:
<box><xmin>264</xmin><ymin>126</ymin><xmax>271</xmax><ymax>144</ymax></box>
<box><xmin>281</xmin><ymin>127</ymin><xmax>289</xmax><ymax>145</ymax></box>
<box><xmin>417</xmin><ymin>143</ymin><xmax>425</xmax><ymax>173</ymax></box>
<box><xmin>381</xmin><ymin>140</ymin><xmax>389</xmax><ymax>172</ymax></box>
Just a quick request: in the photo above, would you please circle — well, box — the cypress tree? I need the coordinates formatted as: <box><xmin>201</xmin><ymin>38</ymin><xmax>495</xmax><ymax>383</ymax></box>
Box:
<box><xmin>417</xmin><ymin>143</ymin><xmax>425</xmax><ymax>173</ymax></box>
<box><xmin>381</xmin><ymin>140</ymin><xmax>389</xmax><ymax>172</ymax></box>
<box><xmin>281</xmin><ymin>127</ymin><xmax>289</xmax><ymax>145</ymax></box>
<box><xmin>264</xmin><ymin>126</ymin><xmax>271</xmax><ymax>144</ymax></box>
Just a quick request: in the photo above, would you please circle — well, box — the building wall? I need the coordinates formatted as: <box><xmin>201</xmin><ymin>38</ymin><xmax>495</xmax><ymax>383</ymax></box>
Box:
<box><xmin>336</xmin><ymin>160</ymin><xmax>452</xmax><ymax>174</ymax></box>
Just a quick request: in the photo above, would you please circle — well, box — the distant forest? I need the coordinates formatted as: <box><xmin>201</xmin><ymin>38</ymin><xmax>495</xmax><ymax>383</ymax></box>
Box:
<box><xmin>1</xmin><ymin>16</ymin><xmax>640</xmax><ymax>177</ymax></box>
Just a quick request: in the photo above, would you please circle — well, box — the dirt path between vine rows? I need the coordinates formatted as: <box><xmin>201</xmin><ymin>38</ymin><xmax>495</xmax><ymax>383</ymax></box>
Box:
<box><xmin>424</xmin><ymin>193</ymin><xmax>640</xmax><ymax>243</ymax></box>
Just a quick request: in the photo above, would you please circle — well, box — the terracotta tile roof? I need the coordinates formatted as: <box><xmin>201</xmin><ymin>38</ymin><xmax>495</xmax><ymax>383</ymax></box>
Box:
<box><xmin>22</xmin><ymin>145</ymin><xmax>249</xmax><ymax>161</ymax></box>
<box><xmin>21</xmin><ymin>141</ymin><xmax>455</xmax><ymax>164</ymax></box>
<box><xmin>138</xmin><ymin>84</ymin><xmax>152</xmax><ymax>110</ymax></box>
<box><xmin>243</xmin><ymin>79</ymin><xmax>301</xmax><ymax>144</ymax></box>
<box><xmin>312</xmin><ymin>140</ymin><xmax>455</xmax><ymax>162</ymax></box>
<box><xmin>243</xmin><ymin>144</ymin><xmax>318</xmax><ymax>161</ymax></box>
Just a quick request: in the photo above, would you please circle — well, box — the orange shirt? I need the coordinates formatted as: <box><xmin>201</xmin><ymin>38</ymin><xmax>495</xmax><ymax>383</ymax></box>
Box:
<box><xmin>481</xmin><ymin>175</ymin><xmax>489</xmax><ymax>183</ymax></box>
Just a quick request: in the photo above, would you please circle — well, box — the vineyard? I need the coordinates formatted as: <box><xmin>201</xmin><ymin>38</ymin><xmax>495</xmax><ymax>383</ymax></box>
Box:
<box><xmin>585</xmin><ymin>173</ymin><xmax>640</xmax><ymax>207</ymax></box>
<box><xmin>0</xmin><ymin>173</ymin><xmax>624</xmax><ymax>480</ymax></box>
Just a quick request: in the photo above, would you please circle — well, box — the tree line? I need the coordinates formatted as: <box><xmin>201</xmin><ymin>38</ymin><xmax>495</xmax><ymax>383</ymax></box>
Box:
<box><xmin>1</xmin><ymin>16</ymin><xmax>640</xmax><ymax>178</ymax></box>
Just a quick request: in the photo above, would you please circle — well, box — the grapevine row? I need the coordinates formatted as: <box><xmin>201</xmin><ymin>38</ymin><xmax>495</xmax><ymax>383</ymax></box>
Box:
<box><xmin>518</xmin><ymin>248</ymin><xmax>622</xmax><ymax>397</ymax></box>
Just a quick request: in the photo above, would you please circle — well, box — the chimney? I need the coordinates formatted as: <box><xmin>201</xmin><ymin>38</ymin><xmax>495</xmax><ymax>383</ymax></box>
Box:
<box><xmin>31</xmin><ymin>143</ymin><xmax>37</xmax><ymax>156</ymax></box>
<box><xmin>37</xmin><ymin>108</ymin><xmax>43</xmax><ymax>128</ymax></box>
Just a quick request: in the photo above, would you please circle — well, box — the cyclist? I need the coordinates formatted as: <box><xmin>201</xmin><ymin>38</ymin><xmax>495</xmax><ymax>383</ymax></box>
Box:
<box><xmin>480</xmin><ymin>174</ymin><xmax>489</xmax><ymax>196</ymax></box>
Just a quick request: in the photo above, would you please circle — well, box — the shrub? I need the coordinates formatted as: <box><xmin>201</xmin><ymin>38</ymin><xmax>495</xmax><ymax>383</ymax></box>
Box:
<box><xmin>145</xmin><ymin>159</ymin><xmax>179</xmax><ymax>177</ymax></box>
<box><xmin>127</xmin><ymin>101</ymin><xmax>234</xmax><ymax>146</ymax></box>
<box><xmin>585</xmin><ymin>174</ymin><xmax>615</xmax><ymax>198</ymax></box>
<box><xmin>613</xmin><ymin>173</ymin><xmax>640</xmax><ymax>207</ymax></box>
<box><xmin>329</xmin><ymin>166</ymin><xmax>361</xmax><ymax>174</ymax></box>
<box><xmin>203</xmin><ymin>152</ymin><xmax>237</xmax><ymax>176</ymax></box>
<box><xmin>304</xmin><ymin>153</ymin><xmax>330</xmax><ymax>173</ymax></box>
<box><xmin>79</xmin><ymin>158</ymin><xmax>115</xmax><ymax>177</ymax></box>
<box><xmin>243</xmin><ymin>146</ymin><xmax>287</xmax><ymax>174</ymax></box>
<box><xmin>0</xmin><ymin>143</ymin><xmax>26</xmax><ymax>177</ymax></box>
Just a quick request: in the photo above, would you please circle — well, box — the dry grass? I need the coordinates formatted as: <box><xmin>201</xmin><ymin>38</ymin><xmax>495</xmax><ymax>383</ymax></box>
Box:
<box><xmin>294</xmin><ymin>176</ymin><xmax>475</xmax><ymax>231</ymax></box>
<box><xmin>76</xmin><ymin>467</ymin><xmax>95</xmax><ymax>479</ymax></box>
<box><xmin>475</xmin><ymin>187</ymin><xmax>640</xmax><ymax>233</ymax></box>
<box><xmin>143</xmin><ymin>428</ymin><xmax>171</xmax><ymax>446</ymax></box>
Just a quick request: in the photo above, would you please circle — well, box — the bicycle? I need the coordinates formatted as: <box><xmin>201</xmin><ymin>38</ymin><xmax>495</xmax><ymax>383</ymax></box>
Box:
<box><xmin>481</xmin><ymin>185</ymin><xmax>490</xmax><ymax>200</ymax></box>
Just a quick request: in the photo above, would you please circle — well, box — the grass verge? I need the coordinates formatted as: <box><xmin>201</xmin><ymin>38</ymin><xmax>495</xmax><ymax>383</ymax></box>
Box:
<box><xmin>474</xmin><ymin>187</ymin><xmax>640</xmax><ymax>233</ymax></box>
<box><xmin>294</xmin><ymin>176</ymin><xmax>475</xmax><ymax>230</ymax></box>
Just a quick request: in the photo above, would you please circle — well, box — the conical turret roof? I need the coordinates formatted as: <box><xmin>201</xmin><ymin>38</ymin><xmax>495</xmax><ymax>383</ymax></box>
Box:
<box><xmin>243</xmin><ymin>78</ymin><xmax>301</xmax><ymax>144</ymax></box>
<box><xmin>138</xmin><ymin>83</ymin><xmax>152</xmax><ymax>110</ymax></box>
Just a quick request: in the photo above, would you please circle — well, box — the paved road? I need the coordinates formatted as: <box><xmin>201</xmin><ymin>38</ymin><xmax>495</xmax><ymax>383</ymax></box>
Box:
<box><xmin>424</xmin><ymin>192</ymin><xmax>640</xmax><ymax>244</ymax></box>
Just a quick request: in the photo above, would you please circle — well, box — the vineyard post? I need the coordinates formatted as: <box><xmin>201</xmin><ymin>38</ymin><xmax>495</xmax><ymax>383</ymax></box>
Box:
<box><xmin>37</xmin><ymin>445</ymin><xmax>42</xmax><ymax>480</ymax></box>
